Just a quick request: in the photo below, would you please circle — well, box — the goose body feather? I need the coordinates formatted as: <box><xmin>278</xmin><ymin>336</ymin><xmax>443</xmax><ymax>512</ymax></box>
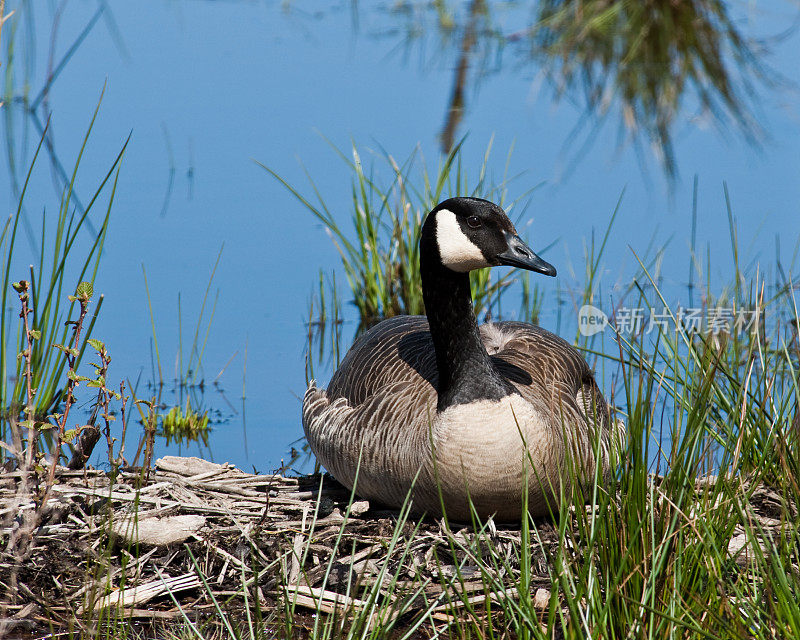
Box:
<box><xmin>303</xmin><ymin>316</ymin><xmax>621</xmax><ymax>521</ymax></box>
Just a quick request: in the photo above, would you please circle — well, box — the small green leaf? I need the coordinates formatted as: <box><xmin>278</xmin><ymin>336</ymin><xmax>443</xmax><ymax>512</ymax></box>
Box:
<box><xmin>54</xmin><ymin>344</ymin><xmax>80</xmax><ymax>357</ymax></box>
<box><xmin>29</xmin><ymin>329</ymin><xmax>41</xmax><ymax>340</ymax></box>
<box><xmin>67</xmin><ymin>371</ymin><xmax>90</xmax><ymax>383</ymax></box>
<box><xmin>12</xmin><ymin>281</ymin><xmax>28</xmax><ymax>293</ymax></box>
<box><xmin>75</xmin><ymin>281</ymin><xmax>94</xmax><ymax>300</ymax></box>
<box><xmin>63</xmin><ymin>428</ymin><xmax>79</xmax><ymax>443</ymax></box>
<box><xmin>87</xmin><ymin>338</ymin><xmax>105</xmax><ymax>352</ymax></box>
<box><xmin>86</xmin><ymin>380</ymin><xmax>103</xmax><ymax>388</ymax></box>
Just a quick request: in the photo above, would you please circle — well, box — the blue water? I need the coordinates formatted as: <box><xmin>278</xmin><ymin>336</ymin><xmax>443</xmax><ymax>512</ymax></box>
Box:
<box><xmin>2</xmin><ymin>1</ymin><xmax>799</xmax><ymax>472</ymax></box>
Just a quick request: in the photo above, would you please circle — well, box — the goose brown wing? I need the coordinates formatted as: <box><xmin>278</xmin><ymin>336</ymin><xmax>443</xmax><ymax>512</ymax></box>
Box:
<box><xmin>303</xmin><ymin>379</ymin><xmax>437</xmax><ymax>507</ymax></box>
<box><xmin>326</xmin><ymin>316</ymin><xmax>438</xmax><ymax>406</ymax></box>
<box><xmin>325</xmin><ymin>316</ymin><xmax>612</xmax><ymax>426</ymax></box>
<box><xmin>483</xmin><ymin>321</ymin><xmax>612</xmax><ymax>425</ymax></box>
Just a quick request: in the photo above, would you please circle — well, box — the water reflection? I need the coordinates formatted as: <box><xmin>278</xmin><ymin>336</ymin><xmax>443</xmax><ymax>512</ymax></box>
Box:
<box><xmin>304</xmin><ymin>270</ymin><xmax>344</xmax><ymax>385</ymax></box>
<box><xmin>370</xmin><ymin>0</ymin><xmax>777</xmax><ymax>177</ymax></box>
<box><xmin>2</xmin><ymin>4</ymin><xmax>115</xmax><ymax>247</ymax></box>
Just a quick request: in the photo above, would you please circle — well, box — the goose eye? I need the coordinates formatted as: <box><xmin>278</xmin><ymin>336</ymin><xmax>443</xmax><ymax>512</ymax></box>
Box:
<box><xmin>467</xmin><ymin>216</ymin><xmax>481</xmax><ymax>229</ymax></box>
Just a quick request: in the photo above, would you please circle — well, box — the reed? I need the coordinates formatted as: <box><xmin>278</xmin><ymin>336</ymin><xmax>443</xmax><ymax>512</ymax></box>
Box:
<box><xmin>140</xmin><ymin>246</ymin><xmax>222</xmax><ymax>448</ymax></box>
<box><xmin>0</xmin><ymin>98</ymin><xmax>126</xmax><ymax>452</ymax></box>
<box><xmin>259</xmin><ymin>138</ymin><xmax>547</xmax><ymax>333</ymax></box>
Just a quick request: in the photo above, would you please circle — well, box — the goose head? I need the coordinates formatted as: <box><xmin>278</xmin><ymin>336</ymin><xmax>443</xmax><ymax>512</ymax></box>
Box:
<box><xmin>420</xmin><ymin>197</ymin><xmax>557</xmax><ymax>276</ymax></box>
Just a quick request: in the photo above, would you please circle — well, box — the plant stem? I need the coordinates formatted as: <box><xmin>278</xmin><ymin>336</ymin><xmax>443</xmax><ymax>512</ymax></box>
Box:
<box><xmin>18</xmin><ymin>283</ymin><xmax>37</xmax><ymax>474</ymax></box>
<box><xmin>115</xmin><ymin>381</ymin><xmax>128</xmax><ymax>472</ymax></box>
<box><xmin>43</xmin><ymin>298</ymin><xmax>89</xmax><ymax>501</ymax></box>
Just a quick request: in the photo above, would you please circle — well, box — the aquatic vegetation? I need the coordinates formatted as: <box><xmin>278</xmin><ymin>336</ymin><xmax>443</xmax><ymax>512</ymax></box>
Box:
<box><xmin>158</xmin><ymin>400</ymin><xmax>210</xmax><ymax>447</ymax></box>
<box><xmin>142</xmin><ymin>246</ymin><xmax>226</xmax><ymax>449</ymax></box>
<box><xmin>261</xmin><ymin>139</ymin><xmax>546</xmax><ymax>333</ymax></box>
<box><xmin>0</xmin><ymin>103</ymin><xmax>126</xmax><ymax>450</ymax></box>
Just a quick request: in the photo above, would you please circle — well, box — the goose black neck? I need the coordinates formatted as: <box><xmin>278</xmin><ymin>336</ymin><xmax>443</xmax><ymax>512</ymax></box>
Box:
<box><xmin>420</xmin><ymin>258</ymin><xmax>514</xmax><ymax>411</ymax></box>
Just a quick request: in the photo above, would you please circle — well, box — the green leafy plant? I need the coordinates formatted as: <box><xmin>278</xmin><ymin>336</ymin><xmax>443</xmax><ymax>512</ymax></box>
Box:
<box><xmin>159</xmin><ymin>401</ymin><xmax>210</xmax><ymax>447</ymax></box>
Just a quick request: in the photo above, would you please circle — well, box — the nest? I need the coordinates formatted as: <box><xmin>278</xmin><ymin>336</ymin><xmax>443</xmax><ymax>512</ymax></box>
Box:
<box><xmin>0</xmin><ymin>456</ymin><xmax>561</xmax><ymax>636</ymax></box>
<box><xmin>0</xmin><ymin>456</ymin><xmax>791</xmax><ymax>637</ymax></box>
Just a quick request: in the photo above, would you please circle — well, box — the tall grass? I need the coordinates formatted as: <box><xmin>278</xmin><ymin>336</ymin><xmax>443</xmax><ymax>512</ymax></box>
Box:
<box><xmin>259</xmin><ymin>138</ymin><xmax>546</xmax><ymax>333</ymax></box>
<box><xmin>0</xmin><ymin>98</ymin><xmax>126</xmax><ymax>447</ymax></box>
<box><xmin>544</xmin><ymin>286</ymin><xmax>799</xmax><ymax>637</ymax></box>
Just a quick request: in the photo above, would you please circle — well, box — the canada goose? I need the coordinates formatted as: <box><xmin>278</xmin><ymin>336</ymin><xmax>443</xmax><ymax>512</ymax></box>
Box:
<box><xmin>303</xmin><ymin>197</ymin><xmax>622</xmax><ymax>521</ymax></box>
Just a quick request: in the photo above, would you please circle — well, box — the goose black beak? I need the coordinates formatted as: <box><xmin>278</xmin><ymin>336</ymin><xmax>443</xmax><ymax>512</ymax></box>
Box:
<box><xmin>496</xmin><ymin>233</ymin><xmax>557</xmax><ymax>277</ymax></box>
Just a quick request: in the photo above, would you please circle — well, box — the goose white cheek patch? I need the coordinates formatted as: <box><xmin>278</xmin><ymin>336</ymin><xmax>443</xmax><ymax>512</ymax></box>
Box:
<box><xmin>436</xmin><ymin>210</ymin><xmax>490</xmax><ymax>272</ymax></box>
